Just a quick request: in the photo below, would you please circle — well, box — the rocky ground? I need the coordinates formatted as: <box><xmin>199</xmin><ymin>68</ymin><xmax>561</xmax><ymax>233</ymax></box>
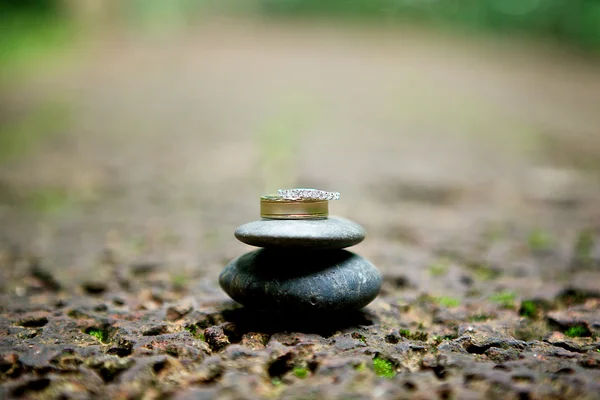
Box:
<box><xmin>1</xmin><ymin>18</ymin><xmax>600</xmax><ymax>399</ymax></box>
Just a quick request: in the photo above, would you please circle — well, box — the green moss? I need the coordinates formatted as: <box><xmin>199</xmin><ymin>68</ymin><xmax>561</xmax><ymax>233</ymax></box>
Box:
<box><xmin>565</xmin><ymin>325</ymin><xmax>589</xmax><ymax>338</ymax></box>
<box><xmin>171</xmin><ymin>274</ymin><xmax>187</xmax><ymax>290</ymax></box>
<box><xmin>67</xmin><ymin>309</ymin><xmax>92</xmax><ymax>319</ymax></box>
<box><xmin>373</xmin><ymin>357</ymin><xmax>395</xmax><ymax>378</ymax></box>
<box><xmin>428</xmin><ymin>259</ymin><xmax>449</xmax><ymax>277</ymax></box>
<box><xmin>351</xmin><ymin>332</ymin><xmax>367</xmax><ymax>343</ymax></box>
<box><xmin>85</xmin><ymin>327</ymin><xmax>109</xmax><ymax>343</ymax></box>
<box><xmin>271</xmin><ymin>377</ymin><xmax>283</xmax><ymax>386</ymax></box>
<box><xmin>185</xmin><ymin>324</ymin><xmax>196</xmax><ymax>335</ymax></box>
<box><xmin>437</xmin><ymin>296</ymin><xmax>460</xmax><ymax>308</ymax></box>
<box><xmin>293</xmin><ymin>367</ymin><xmax>309</xmax><ymax>379</ymax></box>
<box><xmin>398</xmin><ymin>329</ymin><xmax>410</xmax><ymax>337</ymax></box>
<box><xmin>185</xmin><ymin>325</ymin><xmax>205</xmax><ymax>341</ymax></box>
<box><xmin>398</xmin><ymin>329</ymin><xmax>428</xmax><ymax>341</ymax></box>
<box><xmin>432</xmin><ymin>334</ymin><xmax>456</xmax><ymax>344</ymax></box>
<box><xmin>519</xmin><ymin>300</ymin><xmax>539</xmax><ymax>318</ymax></box>
<box><xmin>166</xmin><ymin>346</ymin><xmax>179</xmax><ymax>357</ymax></box>
<box><xmin>416</xmin><ymin>294</ymin><xmax>436</xmax><ymax>304</ymax></box>
<box><xmin>466</xmin><ymin>262</ymin><xmax>500</xmax><ymax>281</ymax></box>
<box><xmin>528</xmin><ymin>229</ymin><xmax>553</xmax><ymax>252</ymax></box>
<box><xmin>489</xmin><ymin>291</ymin><xmax>516</xmax><ymax>309</ymax></box>
<box><xmin>354</xmin><ymin>362</ymin><xmax>366</xmax><ymax>371</ymax></box>
<box><xmin>469</xmin><ymin>314</ymin><xmax>491</xmax><ymax>322</ymax></box>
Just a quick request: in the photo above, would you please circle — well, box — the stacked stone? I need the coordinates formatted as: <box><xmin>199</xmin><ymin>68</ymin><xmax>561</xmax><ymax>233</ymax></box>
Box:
<box><xmin>219</xmin><ymin>212</ymin><xmax>382</xmax><ymax>313</ymax></box>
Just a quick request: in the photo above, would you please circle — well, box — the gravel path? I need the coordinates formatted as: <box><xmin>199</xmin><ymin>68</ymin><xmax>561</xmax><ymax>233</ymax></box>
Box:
<box><xmin>1</xmin><ymin>19</ymin><xmax>600</xmax><ymax>399</ymax></box>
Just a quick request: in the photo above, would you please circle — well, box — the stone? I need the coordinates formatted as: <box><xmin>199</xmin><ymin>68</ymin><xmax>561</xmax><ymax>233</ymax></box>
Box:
<box><xmin>234</xmin><ymin>216</ymin><xmax>366</xmax><ymax>249</ymax></box>
<box><xmin>219</xmin><ymin>249</ymin><xmax>381</xmax><ymax>312</ymax></box>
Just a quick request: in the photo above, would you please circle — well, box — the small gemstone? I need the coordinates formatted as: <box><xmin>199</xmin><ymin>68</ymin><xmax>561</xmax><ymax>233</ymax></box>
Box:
<box><xmin>277</xmin><ymin>188</ymin><xmax>339</xmax><ymax>201</ymax></box>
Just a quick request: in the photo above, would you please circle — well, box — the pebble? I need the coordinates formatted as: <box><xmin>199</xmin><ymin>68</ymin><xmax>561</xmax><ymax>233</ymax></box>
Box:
<box><xmin>234</xmin><ymin>216</ymin><xmax>365</xmax><ymax>249</ymax></box>
<box><xmin>219</xmin><ymin>249</ymin><xmax>381</xmax><ymax>312</ymax></box>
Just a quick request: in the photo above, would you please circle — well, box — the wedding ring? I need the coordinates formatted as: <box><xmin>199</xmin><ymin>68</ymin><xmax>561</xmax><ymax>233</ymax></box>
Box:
<box><xmin>260</xmin><ymin>195</ymin><xmax>328</xmax><ymax>219</ymax></box>
<box><xmin>278</xmin><ymin>188</ymin><xmax>340</xmax><ymax>201</ymax></box>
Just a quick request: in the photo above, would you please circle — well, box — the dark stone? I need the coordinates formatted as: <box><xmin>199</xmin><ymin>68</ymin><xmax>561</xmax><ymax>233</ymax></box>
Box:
<box><xmin>166</xmin><ymin>305</ymin><xmax>191</xmax><ymax>322</ymax></box>
<box><xmin>204</xmin><ymin>325</ymin><xmax>231</xmax><ymax>352</ymax></box>
<box><xmin>30</xmin><ymin>264</ymin><xmax>61</xmax><ymax>292</ymax></box>
<box><xmin>130</xmin><ymin>262</ymin><xmax>159</xmax><ymax>276</ymax></box>
<box><xmin>142</xmin><ymin>325</ymin><xmax>167</xmax><ymax>336</ymax></box>
<box><xmin>219</xmin><ymin>249</ymin><xmax>381</xmax><ymax>312</ymax></box>
<box><xmin>234</xmin><ymin>217</ymin><xmax>365</xmax><ymax>249</ymax></box>
<box><xmin>456</xmin><ymin>324</ymin><xmax>528</xmax><ymax>355</ymax></box>
<box><xmin>15</xmin><ymin>315</ymin><xmax>48</xmax><ymax>328</ymax></box>
<box><xmin>333</xmin><ymin>335</ymin><xmax>366</xmax><ymax>351</ymax></box>
<box><xmin>81</xmin><ymin>282</ymin><xmax>107</xmax><ymax>295</ymax></box>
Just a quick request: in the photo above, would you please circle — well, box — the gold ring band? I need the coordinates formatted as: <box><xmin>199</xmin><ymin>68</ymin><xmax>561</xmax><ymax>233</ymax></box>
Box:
<box><xmin>260</xmin><ymin>195</ymin><xmax>328</xmax><ymax>220</ymax></box>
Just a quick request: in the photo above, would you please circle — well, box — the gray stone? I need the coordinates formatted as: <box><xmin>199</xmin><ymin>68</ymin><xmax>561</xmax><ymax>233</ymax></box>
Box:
<box><xmin>219</xmin><ymin>249</ymin><xmax>381</xmax><ymax>312</ymax></box>
<box><xmin>234</xmin><ymin>217</ymin><xmax>365</xmax><ymax>249</ymax></box>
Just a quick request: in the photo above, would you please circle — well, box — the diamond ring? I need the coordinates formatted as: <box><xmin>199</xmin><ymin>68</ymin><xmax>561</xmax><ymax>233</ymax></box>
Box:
<box><xmin>278</xmin><ymin>188</ymin><xmax>340</xmax><ymax>201</ymax></box>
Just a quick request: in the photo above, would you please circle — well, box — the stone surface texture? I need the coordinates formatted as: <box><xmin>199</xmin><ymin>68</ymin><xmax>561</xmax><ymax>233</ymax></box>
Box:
<box><xmin>234</xmin><ymin>217</ymin><xmax>366</xmax><ymax>249</ymax></box>
<box><xmin>2</xmin><ymin>18</ymin><xmax>600</xmax><ymax>400</ymax></box>
<box><xmin>219</xmin><ymin>249</ymin><xmax>381</xmax><ymax>312</ymax></box>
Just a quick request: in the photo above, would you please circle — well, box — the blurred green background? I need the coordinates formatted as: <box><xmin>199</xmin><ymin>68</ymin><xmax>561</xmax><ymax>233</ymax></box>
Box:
<box><xmin>1</xmin><ymin>0</ymin><xmax>599</xmax><ymax>284</ymax></box>
<box><xmin>1</xmin><ymin>0</ymin><xmax>600</xmax><ymax>76</ymax></box>
<box><xmin>262</xmin><ymin>0</ymin><xmax>600</xmax><ymax>48</ymax></box>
